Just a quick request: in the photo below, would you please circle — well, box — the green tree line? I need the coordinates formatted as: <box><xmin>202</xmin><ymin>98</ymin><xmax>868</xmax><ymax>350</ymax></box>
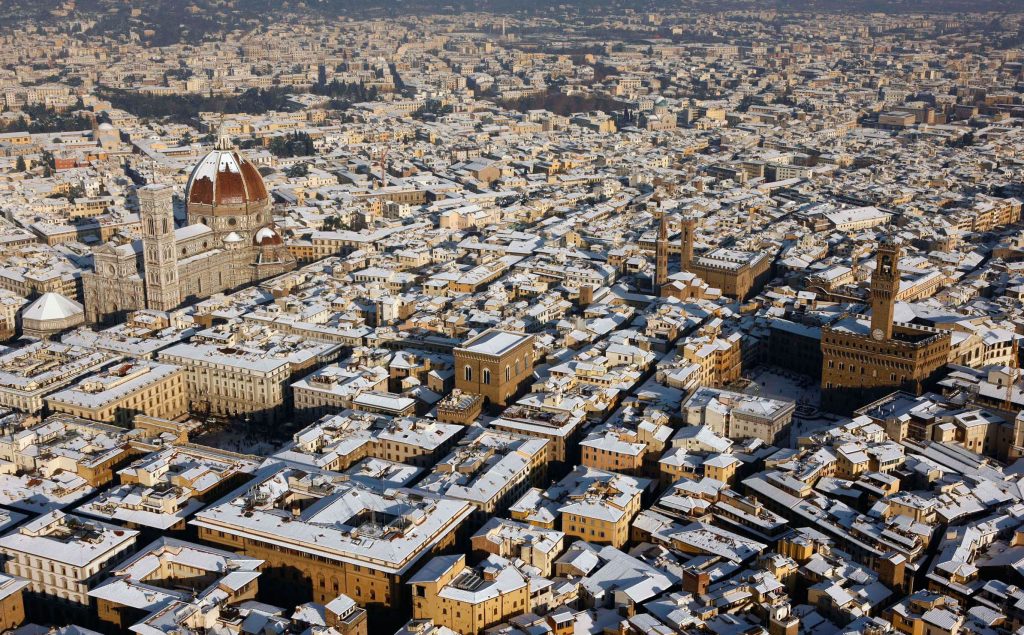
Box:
<box><xmin>96</xmin><ymin>87</ymin><xmax>298</xmax><ymax>124</ymax></box>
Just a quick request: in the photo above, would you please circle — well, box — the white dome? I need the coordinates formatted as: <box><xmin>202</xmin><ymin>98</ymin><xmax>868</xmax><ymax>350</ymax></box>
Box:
<box><xmin>22</xmin><ymin>293</ymin><xmax>83</xmax><ymax>322</ymax></box>
<box><xmin>253</xmin><ymin>225</ymin><xmax>285</xmax><ymax>247</ymax></box>
<box><xmin>223</xmin><ymin>231</ymin><xmax>244</xmax><ymax>243</ymax></box>
<box><xmin>255</xmin><ymin>226</ymin><xmax>278</xmax><ymax>242</ymax></box>
<box><xmin>98</xmin><ymin>122</ymin><xmax>115</xmax><ymax>131</ymax></box>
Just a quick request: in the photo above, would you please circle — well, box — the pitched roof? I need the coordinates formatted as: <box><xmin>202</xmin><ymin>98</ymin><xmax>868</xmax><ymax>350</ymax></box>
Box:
<box><xmin>22</xmin><ymin>292</ymin><xmax>83</xmax><ymax>322</ymax></box>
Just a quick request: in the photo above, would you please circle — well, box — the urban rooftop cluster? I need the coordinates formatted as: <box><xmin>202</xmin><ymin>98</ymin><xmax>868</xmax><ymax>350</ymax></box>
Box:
<box><xmin>0</xmin><ymin>3</ymin><xmax>1021</xmax><ymax>635</ymax></box>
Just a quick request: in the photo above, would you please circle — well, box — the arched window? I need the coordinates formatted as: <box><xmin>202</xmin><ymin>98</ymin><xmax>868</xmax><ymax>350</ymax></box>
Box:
<box><xmin>482</xmin><ymin>369</ymin><xmax>491</xmax><ymax>385</ymax></box>
<box><xmin>464</xmin><ymin>366</ymin><xmax>473</xmax><ymax>382</ymax></box>
<box><xmin>505</xmin><ymin>365</ymin><xmax>511</xmax><ymax>382</ymax></box>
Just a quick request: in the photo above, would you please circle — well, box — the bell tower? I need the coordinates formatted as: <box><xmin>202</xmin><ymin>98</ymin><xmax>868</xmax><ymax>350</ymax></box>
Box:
<box><xmin>870</xmin><ymin>237</ymin><xmax>901</xmax><ymax>341</ymax></box>
<box><xmin>654</xmin><ymin>212</ymin><xmax>668</xmax><ymax>290</ymax></box>
<box><xmin>140</xmin><ymin>184</ymin><xmax>180</xmax><ymax>312</ymax></box>
<box><xmin>680</xmin><ymin>215</ymin><xmax>697</xmax><ymax>271</ymax></box>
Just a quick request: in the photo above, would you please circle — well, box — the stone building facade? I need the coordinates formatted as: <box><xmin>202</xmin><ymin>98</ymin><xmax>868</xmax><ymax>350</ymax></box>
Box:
<box><xmin>83</xmin><ymin>134</ymin><xmax>296</xmax><ymax>324</ymax></box>
<box><xmin>821</xmin><ymin>239</ymin><xmax>952</xmax><ymax>413</ymax></box>
<box><xmin>191</xmin><ymin>465</ymin><xmax>472</xmax><ymax>611</ymax></box>
<box><xmin>680</xmin><ymin>215</ymin><xmax>772</xmax><ymax>300</ymax></box>
<box><xmin>44</xmin><ymin>360</ymin><xmax>188</xmax><ymax>426</ymax></box>
<box><xmin>454</xmin><ymin>329</ymin><xmax>535</xmax><ymax>407</ymax></box>
<box><xmin>0</xmin><ymin>574</ymin><xmax>26</xmax><ymax>632</ymax></box>
<box><xmin>0</xmin><ymin>511</ymin><xmax>138</xmax><ymax>622</ymax></box>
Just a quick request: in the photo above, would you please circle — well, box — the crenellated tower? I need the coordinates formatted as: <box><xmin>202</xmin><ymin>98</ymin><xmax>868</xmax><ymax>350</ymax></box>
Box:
<box><xmin>870</xmin><ymin>237</ymin><xmax>901</xmax><ymax>341</ymax></box>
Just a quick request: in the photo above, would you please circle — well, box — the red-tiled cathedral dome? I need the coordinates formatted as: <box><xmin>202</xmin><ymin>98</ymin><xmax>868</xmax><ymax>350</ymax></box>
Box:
<box><xmin>186</xmin><ymin>146</ymin><xmax>269</xmax><ymax>208</ymax></box>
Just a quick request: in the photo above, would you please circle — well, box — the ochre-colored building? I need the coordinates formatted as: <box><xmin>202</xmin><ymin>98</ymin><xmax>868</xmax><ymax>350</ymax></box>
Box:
<box><xmin>680</xmin><ymin>216</ymin><xmax>772</xmax><ymax>300</ymax></box>
<box><xmin>454</xmin><ymin>329</ymin><xmax>535</xmax><ymax>407</ymax></box>
<box><xmin>821</xmin><ymin>239</ymin><xmax>951</xmax><ymax>413</ymax></box>
<box><xmin>191</xmin><ymin>465</ymin><xmax>473</xmax><ymax>611</ymax></box>
<box><xmin>580</xmin><ymin>428</ymin><xmax>646</xmax><ymax>475</ymax></box>
<box><xmin>509</xmin><ymin>466</ymin><xmax>649</xmax><ymax>548</ymax></box>
<box><xmin>409</xmin><ymin>554</ymin><xmax>529</xmax><ymax>634</ymax></box>
<box><xmin>0</xmin><ymin>573</ymin><xmax>27</xmax><ymax>631</ymax></box>
<box><xmin>90</xmin><ymin>538</ymin><xmax>261</xmax><ymax>631</ymax></box>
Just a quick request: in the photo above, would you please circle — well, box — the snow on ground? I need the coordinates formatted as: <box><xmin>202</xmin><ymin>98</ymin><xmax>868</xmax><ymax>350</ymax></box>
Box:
<box><xmin>742</xmin><ymin>365</ymin><xmax>844</xmax><ymax>447</ymax></box>
<box><xmin>192</xmin><ymin>423</ymin><xmax>281</xmax><ymax>456</ymax></box>
<box><xmin>744</xmin><ymin>365</ymin><xmax>820</xmax><ymax>406</ymax></box>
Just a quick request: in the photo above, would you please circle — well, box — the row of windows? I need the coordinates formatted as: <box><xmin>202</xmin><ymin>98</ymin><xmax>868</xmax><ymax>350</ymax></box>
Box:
<box><xmin>463</xmin><ymin>358</ymin><xmax>525</xmax><ymax>384</ymax></box>
<box><xmin>828</xmin><ymin>360</ymin><xmax>906</xmax><ymax>382</ymax></box>
<box><xmin>827</xmin><ymin>352</ymin><xmax>917</xmax><ymax>372</ymax></box>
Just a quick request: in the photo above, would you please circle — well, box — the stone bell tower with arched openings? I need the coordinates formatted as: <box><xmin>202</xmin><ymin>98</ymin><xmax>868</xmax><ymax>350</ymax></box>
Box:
<box><xmin>140</xmin><ymin>184</ymin><xmax>180</xmax><ymax>312</ymax></box>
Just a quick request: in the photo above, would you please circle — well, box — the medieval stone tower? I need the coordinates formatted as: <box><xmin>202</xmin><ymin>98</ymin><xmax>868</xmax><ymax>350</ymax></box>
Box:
<box><xmin>870</xmin><ymin>237</ymin><xmax>901</xmax><ymax>341</ymax></box>
<box><xmin>680</xmin><ymin>215</ymin><xmax>697</xmax><ymax>271</ymax></box>
<box><xmin>654</xmin><ymin>212</ymin><xmax>669</xmax><ymax>290</ymax></box>
<box><xmin>140</xmin><ymin>184</ymin><xmax>181</xmax><ymax>312</ymax></box>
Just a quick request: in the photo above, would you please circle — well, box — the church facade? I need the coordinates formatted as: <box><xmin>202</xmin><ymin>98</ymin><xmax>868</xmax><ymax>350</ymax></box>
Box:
<box><xmin>84</xmin><ymin>135</ymin><xmax>296</xmax><ymax>324</ymax></box>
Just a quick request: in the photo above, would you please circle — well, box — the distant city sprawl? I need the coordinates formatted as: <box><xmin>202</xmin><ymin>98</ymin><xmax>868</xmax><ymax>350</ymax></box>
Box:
<box><xmin>0</xmin><ymin>3</ymin><xmax>1020</xmax><ymax>635</ymax></box>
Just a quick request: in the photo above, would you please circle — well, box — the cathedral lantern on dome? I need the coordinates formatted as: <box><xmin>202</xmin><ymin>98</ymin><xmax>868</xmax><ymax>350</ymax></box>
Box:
<box><xmin>185</xmin><ymin>124</ymin><xmax>272</xmax><ymax>244</ymax></box>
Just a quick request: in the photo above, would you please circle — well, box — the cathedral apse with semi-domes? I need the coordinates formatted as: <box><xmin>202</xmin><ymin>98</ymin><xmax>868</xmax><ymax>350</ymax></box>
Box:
<box><xmin>83</xmin><ymin>131</ymin><xmax>296</xmax><ymax>324</ymax></box>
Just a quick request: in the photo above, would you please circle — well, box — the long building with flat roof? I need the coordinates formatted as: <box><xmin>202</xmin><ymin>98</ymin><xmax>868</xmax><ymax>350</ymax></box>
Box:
<box><xmin>191</xmin><ymin>463</ymin><xmax>474</xmax><ymax>610</ymax></box>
